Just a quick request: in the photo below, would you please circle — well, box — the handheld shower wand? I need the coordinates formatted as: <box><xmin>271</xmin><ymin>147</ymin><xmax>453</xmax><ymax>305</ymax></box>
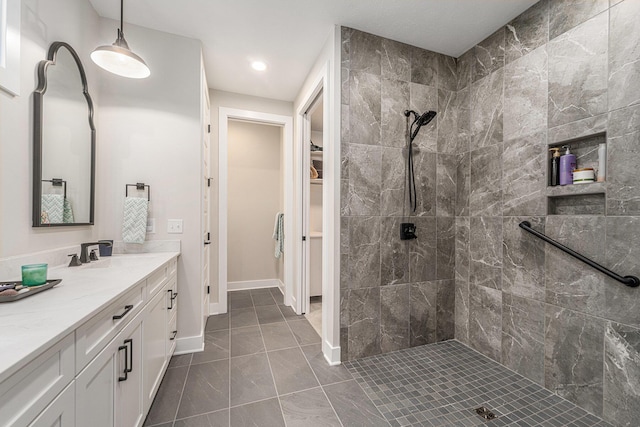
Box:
<box><xmin>403</xmin><ymin>109</ymin><xmax>437</xmax><ymax>213</ymax></box>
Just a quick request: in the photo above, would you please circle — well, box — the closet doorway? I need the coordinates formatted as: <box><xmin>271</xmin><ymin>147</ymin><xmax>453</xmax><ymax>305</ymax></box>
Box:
<box><xmin>227</xmin><ymin>121</ymin><xmax>284</xmax><ymax>291</ymax></box>
<box><xmin>301</xmin><ymin>93</ymin><xmax>324</xmax><ymax>336</ymax></box>
<box><xmin>217</xmin><ymin>109</ymin><xmax>294</xmax><ymax>313</ymax></box>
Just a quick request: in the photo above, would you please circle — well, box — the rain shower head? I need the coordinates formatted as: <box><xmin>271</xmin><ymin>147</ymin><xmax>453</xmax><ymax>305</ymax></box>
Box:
<box><xmin>406</xmin><ymin>109</ymin><xmax>437</xmax><ymax>141</ymax></box>
<box><xmin>418</xmin><ymin>110</ymin><xmax>437</xmax><ymax>127</ymax></box>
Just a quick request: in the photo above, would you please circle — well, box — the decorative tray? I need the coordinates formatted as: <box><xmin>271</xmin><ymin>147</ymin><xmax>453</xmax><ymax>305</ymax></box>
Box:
<box><xmin>0</xmin><ymin>279</ymin><xmax>62</xmax><ymax>303</ymax></box>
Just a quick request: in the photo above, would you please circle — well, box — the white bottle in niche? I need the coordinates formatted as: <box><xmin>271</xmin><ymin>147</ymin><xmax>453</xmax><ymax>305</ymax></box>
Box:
<box><xmin>598</xmin><ymin>143</ymin><xmax>606</xmax><ymax>182</ymax></box>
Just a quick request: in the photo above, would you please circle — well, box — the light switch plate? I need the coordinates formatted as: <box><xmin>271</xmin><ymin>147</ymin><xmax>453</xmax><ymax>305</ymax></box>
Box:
<box><xmin>147</xmin><ymin>218</ymin><xmax>155</xmax><ymax>234</ymax></box>
<box><xmin>167</xmin><ymin>219</ymin><xmax>183</xmax><ymax>234</ymax></box>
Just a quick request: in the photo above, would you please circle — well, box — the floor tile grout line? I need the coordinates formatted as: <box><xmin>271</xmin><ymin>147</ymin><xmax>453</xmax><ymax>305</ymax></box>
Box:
<box><xmin>255</xmin><ymin>311</ymin><xmax>289</xmax><ymax>426</ymax></box>
<box><xmin>170</xmin><ymin>354</ymin><xmax>193</xmax><ymax>425</ymax></box>
<box><xmin>280</xmin><ymin>310</ymin><xmax>346</xmax><ymax>427</ymax></box>
<box><xmin>228</xmin><ymin>308</ymin><xmax>231</xmax><ymax>427</ymax></box>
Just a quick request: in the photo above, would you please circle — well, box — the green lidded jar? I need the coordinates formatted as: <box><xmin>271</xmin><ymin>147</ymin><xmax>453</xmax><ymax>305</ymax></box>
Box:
<box><xmin>21</xmin><ymin>264</ymin><xmax>48</xmax><ymax>286</ymax></box>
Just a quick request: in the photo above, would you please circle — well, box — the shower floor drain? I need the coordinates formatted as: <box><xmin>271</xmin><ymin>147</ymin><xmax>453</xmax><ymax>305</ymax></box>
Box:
<box><xmin>475</xmin><ymin>406</ymin><xmax>497</xmax><ymax>420</ymax></box>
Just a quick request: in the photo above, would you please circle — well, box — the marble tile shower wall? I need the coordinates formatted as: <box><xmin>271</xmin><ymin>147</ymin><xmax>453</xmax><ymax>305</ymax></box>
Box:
<box><xmin>339</xmin><ymin>28</ymin><xmax>458</xmax><ymax>362</ymax></box>
<box><xmin>452</xmin><ymin>1</ymin><xmax>640</xmax><ymax>426</ymax></box>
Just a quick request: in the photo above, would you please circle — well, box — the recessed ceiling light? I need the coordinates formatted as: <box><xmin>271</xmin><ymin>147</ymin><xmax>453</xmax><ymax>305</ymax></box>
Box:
<box><xmin>251</xmin><ymin>61</ymin><xmax>267</xmax><ymax>71</ymax></box>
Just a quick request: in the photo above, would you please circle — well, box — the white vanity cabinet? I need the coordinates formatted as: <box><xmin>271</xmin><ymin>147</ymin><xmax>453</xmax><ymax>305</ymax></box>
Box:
<box><xmin>29</xmin><ymin>382</ymin><xmax>75</xmax><ymax>427</ymax></box>
<box><xmin>142</xmin><ymin>283</ymin><xmax>170</xmax><ymax>411</ymax></box>
<box><xmin>76</xmin><ymin>311</ymin><xmax>144</xmax><ymax>427</ymax></box>
<box><xmin>0</xmin><ymin>253</ymin><xmax>179</xmax><ymax>427</ymax></box>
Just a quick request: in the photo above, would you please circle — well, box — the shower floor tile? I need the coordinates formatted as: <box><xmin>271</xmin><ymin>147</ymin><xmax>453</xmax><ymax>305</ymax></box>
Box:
<box><xmin>344</xmin><ymin>340</ymin><xmax>613</xmax><ymax>427</ymax></box>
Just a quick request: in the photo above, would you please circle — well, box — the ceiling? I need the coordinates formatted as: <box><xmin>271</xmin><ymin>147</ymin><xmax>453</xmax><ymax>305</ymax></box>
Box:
<box><xmin>88</xmin><ymin>0</ymin><xmax>538</xmax><ymax>102</ymax></box>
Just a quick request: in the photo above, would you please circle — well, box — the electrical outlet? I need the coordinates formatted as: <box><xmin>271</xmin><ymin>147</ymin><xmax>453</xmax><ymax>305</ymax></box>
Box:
<box><xmin>147</xmin><ymin>218</ymin><xmax>155</xmax><ymax>234</ymax></box>
<box><xmin>167</xmin><ymin>219</ymin><xmax>183</xmax><ymax>234</ymax></box>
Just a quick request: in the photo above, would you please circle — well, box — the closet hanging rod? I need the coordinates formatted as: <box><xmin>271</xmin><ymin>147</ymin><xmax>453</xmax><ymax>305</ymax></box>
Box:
<box><xmin>519</xmin><ymin>221</ymin><xmax>639</xmax><ymax>288</ymax></box>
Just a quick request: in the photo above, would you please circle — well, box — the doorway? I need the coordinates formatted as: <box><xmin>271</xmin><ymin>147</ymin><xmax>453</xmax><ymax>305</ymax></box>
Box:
<box><xmin>216</xmin><ymin>109</ymin><xmax>294</xmax><ymax>314</ymax></box>
<box><xmin>227</xmin><ymin>120</ymin><xmax>284</xmax><ymax>291</ymax></box>
<box><xmin>301</xmin><ymin>93</ymin><xmax>324</xmax><ymax>336</ymax></box>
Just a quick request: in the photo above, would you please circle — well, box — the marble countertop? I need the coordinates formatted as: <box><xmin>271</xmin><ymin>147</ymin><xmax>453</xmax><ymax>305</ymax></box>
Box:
<box><xmin>0</xmin><ymin>252</ymin><xmax>180</xmax><ymax>384</ymax></box>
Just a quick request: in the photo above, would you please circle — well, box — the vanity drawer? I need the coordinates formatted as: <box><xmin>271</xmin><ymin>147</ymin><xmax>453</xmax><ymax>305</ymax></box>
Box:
<box><xmin>166</xmin><ymin>276</ymin><xmax>178</xmax><ymax>318</ymax></box>
<box><xmin>75</xmin><ymin>282</ymin><xmax>145</xmax><ymax>373</ymax></box>
<box><xmin>0</xmin><ymin>333</ymin><xmax>74</xmax><ymax>427</ymax></box>
<box><xmin>146</xmin><ymin>264</ymin><xmax>168</xmax><ymax>298</ymax></box>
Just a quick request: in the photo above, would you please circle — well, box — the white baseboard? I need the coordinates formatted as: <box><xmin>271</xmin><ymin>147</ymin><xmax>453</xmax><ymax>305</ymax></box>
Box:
<box><xmin>323</xmin><ymin>339</ymin><xmax>341</xmax><ymax>366</ymax></box>
<box><xmin>276</xmin><ymin>279</ymin><xmax>285</xmax><ymax>295</ymax></box>
<box><xmin>175</xmin><ymin>333</ymin><xmax>204</xmax><ymax>355</ymax></box>
<box><xmin>209</xmin><ymin>301</ymin><xmax>226</xmax><ymax>315</ymax></box>
<box><xmin>228</xmin><ymin>279</ymin><xmax>279</xmax><ymax>291</ymax></box>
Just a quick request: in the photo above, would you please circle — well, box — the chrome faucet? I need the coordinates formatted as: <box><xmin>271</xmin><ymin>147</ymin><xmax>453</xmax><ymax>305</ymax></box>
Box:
<box><xmin>80</xmin><ymin>241</ymin><xmax>112</xmax><ymax>263</ymax></box>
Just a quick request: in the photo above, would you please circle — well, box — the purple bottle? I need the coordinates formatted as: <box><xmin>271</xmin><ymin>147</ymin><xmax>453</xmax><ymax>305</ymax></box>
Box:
<box><xmin>559</xmin><ymin>145</ymin><xmax>577</xmax><ymax>186</ymax></box>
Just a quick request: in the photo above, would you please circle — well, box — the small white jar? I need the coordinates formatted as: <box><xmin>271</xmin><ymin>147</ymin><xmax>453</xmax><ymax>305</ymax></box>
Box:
<box><xmin>573</xmin><ymin>168</ymin><xmax>595</xmax><ymax>184</ymax></box>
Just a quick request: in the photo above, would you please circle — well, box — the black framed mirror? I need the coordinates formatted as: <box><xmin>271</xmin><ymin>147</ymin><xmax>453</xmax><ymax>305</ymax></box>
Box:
<box><xmin>33</xmin><ymin>41</ymin><xmax>95</xmax><ymax>227</ymax></box>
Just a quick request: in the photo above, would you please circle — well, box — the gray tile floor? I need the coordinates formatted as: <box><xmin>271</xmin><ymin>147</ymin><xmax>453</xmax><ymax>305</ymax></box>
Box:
<box><xmin>145</xmin><ymin>288</ymin><xmax>612</xmax><ymax>427</ymax></box>
<box><xmin>345</xmin><ymin>341</ymin><xmax>613</xmax><ymax>427</ymax></box>
<box><xmin>144</xmin><ymin>288</ymin><xmax>382</xmax><ymax>427</ymax></box>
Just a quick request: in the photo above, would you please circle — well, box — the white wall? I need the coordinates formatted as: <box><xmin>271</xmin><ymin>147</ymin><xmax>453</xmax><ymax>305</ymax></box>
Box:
<box><xmin>96</xmin><ymin>20</ymin><xmax>204</xmax><ymax>349</ymax></box>
<box><xmin>227</xmin><ymin>121</ymin><xmax>282</xmax><ymax>283</ymax></box>
<box><xmin>210</xmin><ymin>90</ymin><xmax>293</xmax><ymax>302</ymax></box>
<box><xmin>292</xmin><ymin>26</ymin><xmax>341</xmax><ymax>362</ymax></box>
<box><xmin>0</xmin><ymin>0</ymin><xmax>101</xmax><ymax>257</ymax></box>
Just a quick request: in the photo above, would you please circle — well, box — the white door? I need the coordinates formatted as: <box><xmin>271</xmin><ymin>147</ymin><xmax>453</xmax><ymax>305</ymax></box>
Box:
<box><xmin>202</xmin><ymin>77</ymin><xmax>212</xmax><ymax>321</ymax></box>
<box><xmin>300</xmin><ymin>112</ymin><xmax>311</xmax><ymax>315</ymax></box>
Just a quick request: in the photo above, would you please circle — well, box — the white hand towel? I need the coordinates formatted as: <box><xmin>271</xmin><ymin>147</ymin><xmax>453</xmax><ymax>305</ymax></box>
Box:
<box><xmin>273</xmin><ymin>212</ymin><xmax>284</xmax><ymax>259</ymax></box>
<box><xmin>41</xmin><ymin>194</ymin><xmax>64</xmax><ymax>223</ymax></box>
<box><xmin>122</xmin><ymin>197</ymin><xmax>149</xmax><ymax>244</ymax></box>
<box><xmin>63</xmin><ymin>198</ymin><xmax>75</xmax><ymax>223</ymax></box>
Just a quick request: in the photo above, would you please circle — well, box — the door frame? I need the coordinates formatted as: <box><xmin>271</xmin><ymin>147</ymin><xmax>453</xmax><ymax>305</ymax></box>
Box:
<box><xmin>295</xmin><ymin>58</ymin><xmax>341</xmax><ymax>364</ymax></box>
<box><xmin>201</xmin><ymin>62</ymin><xmax>211</xmax><ymax>330</ymax></box>
<box><xmin>216</xmin><ymin>108</ymin><xmax>294</xmax><ymax>313</ymax></box>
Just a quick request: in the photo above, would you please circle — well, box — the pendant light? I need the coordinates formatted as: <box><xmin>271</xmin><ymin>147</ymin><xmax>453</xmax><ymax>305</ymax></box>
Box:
<box><xmin>91</xmin><ymin>0</ymin><xmax>150</xmax><ymax>79</ymax></box>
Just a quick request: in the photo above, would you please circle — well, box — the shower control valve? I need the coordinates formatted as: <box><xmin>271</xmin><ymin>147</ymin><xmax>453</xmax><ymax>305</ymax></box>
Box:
<box><xmin>400</xmin><ymin>223</ymin><xmax>417</xmax><ymax>240</ymax></box>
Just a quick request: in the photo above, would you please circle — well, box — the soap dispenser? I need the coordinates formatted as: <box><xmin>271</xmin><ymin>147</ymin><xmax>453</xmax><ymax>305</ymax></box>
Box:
<box><xmin>559</xmin><ymin>145</ymin><xmax>577</xmax><ymax>186</ymax></box>
<box><xmin>549</xmin><ymin>148</ymin><xmax>561</xmax><ymax>186</ymax></box>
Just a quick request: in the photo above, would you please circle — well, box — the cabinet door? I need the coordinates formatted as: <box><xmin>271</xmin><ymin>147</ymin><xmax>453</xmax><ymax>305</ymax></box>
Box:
<box><xmin>116</xmin><ymin>321</ymin><xmax>144</xmax><ymax>427</ymax></box>
<box><xmin>76</xmin><ymin>313</ymin><xmax>144</xmax><ymax>427</ymax></box>
<box><xmin>142</xmin><ymin>287</ymin><xmax>167</xmax><ymax>412</ymax></box>
<box><xmin>75</xmin><ymin>344</ymin><xmax>116</xmax><ymax>427</ymax></box>
<box><xmin>29</xmin><ymin>382</ymin><xmax>75</xmax><ymax>427</ymax></box>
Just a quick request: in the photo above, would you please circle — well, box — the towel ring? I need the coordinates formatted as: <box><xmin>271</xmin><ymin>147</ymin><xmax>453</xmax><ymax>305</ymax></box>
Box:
<box><xmin>125</xmin><ymin>183</ymin><xmax>150</xmax><ymax>201</ymax></box>
<box><xmin>42</xmin><ymin>178</ymin><xmax>67</xmax><ymax>199</ymax></box>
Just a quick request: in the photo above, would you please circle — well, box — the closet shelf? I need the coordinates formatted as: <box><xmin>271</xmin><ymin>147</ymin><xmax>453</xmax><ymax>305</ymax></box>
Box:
<box><xmin>546</xmin><ymin>182</ymin><xmax>606</xmax><ymax>198</ymax></box>
<box><xmin>310</xmin><ymin>179</ymin><xmax>323</xmax><ymax>185</ymax></box>
<box><xmin>310</xmin><ymin>151</ymin><xmax>323</xmax><ymax>158</ymax></box>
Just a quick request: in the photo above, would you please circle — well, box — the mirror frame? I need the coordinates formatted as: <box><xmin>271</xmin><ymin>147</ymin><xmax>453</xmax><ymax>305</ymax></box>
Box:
<box><xmin>33</xmin><ymin>41</ymin><xmax>96</xmax><ymax>227</ymax></box>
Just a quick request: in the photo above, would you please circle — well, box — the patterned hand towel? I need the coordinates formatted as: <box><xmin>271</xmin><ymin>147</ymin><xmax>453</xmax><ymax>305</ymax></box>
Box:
<box><xmin>273</xmin><ymin>212</ymin><xmax>284</xmax><ymax>258</ymax></box>
<box><xmin>63</xmin><ymin>198</ymin><xmax>75</xmax><ymax>223</ymax></box>
<box><xmin>41</xmin><ymin>194</ymin><xmax>64</xmax><ymax>223</ymax></box>
<box><xmin>122</xmin><ymin>197</ymin><xmax>148</xmax><ymax>244</ymax></box>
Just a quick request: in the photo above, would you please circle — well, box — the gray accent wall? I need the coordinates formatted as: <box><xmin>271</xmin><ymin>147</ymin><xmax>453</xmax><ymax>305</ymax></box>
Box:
<box><xmin>340</xmin><ymin>28</ymin><xmax>457</xmax><ymax>362</ymax></box>
<box><xmin>452</xmin><ymin>0</ymin><xmax>640</xmax><ymax>425</ymax></box>
<box><xmin>340</xmin><ymin>0</ymin><xmax>640</xmax><ymax>425</ymax></box>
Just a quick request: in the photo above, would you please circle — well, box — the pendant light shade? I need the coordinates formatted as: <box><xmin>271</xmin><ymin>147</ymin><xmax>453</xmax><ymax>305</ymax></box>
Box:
<box><xmin>91</xmin><ymin>0</ymin><xmax>150</xmax><ymax>79</ymax></box>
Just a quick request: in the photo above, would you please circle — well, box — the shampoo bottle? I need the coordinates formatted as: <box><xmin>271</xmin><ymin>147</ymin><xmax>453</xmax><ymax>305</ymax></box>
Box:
<box><xmin>559</xmin><ymin>145</ymin><xmax>577</xmax><ymax>186</ymax></box>
<box><xmin>597</xmin><ymin>143</ymin><xmax>606</xmax><ymax>182</ymax></box>
<box><xmin>549</xmin><ymin>148</ymin><xmax>561</xmax><ymax>186</ymax></box>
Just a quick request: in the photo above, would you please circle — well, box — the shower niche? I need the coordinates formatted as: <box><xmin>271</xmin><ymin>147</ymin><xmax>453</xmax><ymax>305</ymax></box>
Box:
<box><xmin>546</xmin><ymin>132</ymin><xmax>607</xmax><ymax>215</ymax></box>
